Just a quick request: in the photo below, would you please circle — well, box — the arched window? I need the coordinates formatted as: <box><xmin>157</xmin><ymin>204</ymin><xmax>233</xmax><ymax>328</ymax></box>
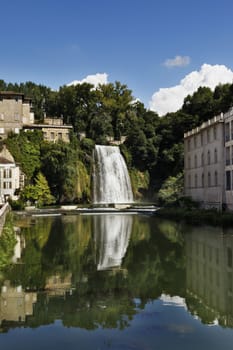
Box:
<box><xmin>202</xmin><ymin>173</ymin><xmax>204</xmax><ymax>187</ymax></box>
<box><xmin>208</xmin><ymin>172</ymin><xmax>211</xmax><ymax>187</ymax></box>
<box><xmin>188</xmin><ymin>156</ymin><xmax>191</xmax><ymax>169</ymax></box>
<box><xmin>215</xmin><ymin>171</ymin><xmax>218</xmax><ymax>186</ymax></box>
<box><xmin>201</xmin><ymin>152</ymin><xmax>204</xmax><ymax>166</ymax></box>
<box><xmin>214</xmin><ymin>126</ymin><xmax>217</xmax><ymax>140</ymax></box>
<box><xmin>207</xmin><ymin>150</ymin><xmax>211</xmax><ymax>165</ymax></box>
<box><xmin>194</xmin><ymin>154</ymin><xmax>197</xmax><ymax>168</ymax></box>
<box><xmin>195</xmin><ymin>174</ymin><xmax>198</xmax><ymax>188</ymax></box>
<box><xmin>207</xmin><ymin>129</ymin><xmax>210</xmax><ymax>143</ymax></box>
<box><xmin>214</xmin><ymin>148</ymin><xmax>218</xmax><ymax>163</ymax></box>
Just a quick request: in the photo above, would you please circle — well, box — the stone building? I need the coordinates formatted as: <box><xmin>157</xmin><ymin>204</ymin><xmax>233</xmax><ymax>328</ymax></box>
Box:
<box><xmin>184</xmin><ymin>114</ymin><xmax>225</xmax><ymax>209</ymax></box>
<box><xmin>23</xmin><ymin>117</ymin><xmax>73</xmax><ymax>143</ymax></box>
<box><xmin>223</xmin><ymin>107</ymin><xmax>233</xmax><ymax>210</ymax></box>
<box><xmin>0</xmin><ymin>91</ymin><xmax>34</xmax><ymax>139</ymax></box>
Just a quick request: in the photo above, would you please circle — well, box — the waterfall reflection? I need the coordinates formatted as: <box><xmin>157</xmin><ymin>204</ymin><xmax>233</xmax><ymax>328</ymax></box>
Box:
<box><xmin>94</xmin><ymin>214</ymin><xmax>132</xmax><ymax>270</ymax></box>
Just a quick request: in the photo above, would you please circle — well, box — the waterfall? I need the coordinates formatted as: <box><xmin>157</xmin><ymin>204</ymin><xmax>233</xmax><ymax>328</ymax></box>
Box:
<box><xmin>94</xmin><ymin>214</ymin><xmax>132</xmax><ymax>270</ymax></box>
<box><xmin>93</xmin><ymin>145</ymin><xmax>133</xmax><ymax>204</ymax></box>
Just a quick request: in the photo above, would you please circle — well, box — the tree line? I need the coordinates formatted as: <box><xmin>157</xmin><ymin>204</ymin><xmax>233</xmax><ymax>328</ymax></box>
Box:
<box><xmin>1</xmin><ymin>78</ymin><xmax>233</xmax><ymax>205</ymax></box>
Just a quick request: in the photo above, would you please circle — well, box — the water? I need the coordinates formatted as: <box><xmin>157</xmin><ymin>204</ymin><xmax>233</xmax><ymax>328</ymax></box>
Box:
<box><xmin>1</xmin><ymin>214</ymin><xmax>233</xmax><ymax>349</ymax></box>
<box><xmin>93</xmin><ymin>145</ymin><xmax>133</xmax><ymax>204</ymax></box>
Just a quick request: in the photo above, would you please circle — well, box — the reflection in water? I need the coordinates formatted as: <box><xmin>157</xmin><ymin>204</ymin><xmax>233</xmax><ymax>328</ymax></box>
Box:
<box><xmin>12</xmin><ymin>230</ymin><xmax>25</xmax><ymax>263</ymax></box>
<box><xmin>185</xmin><ymin>226</ymin><xmax>233</xmax><ymax>327</ymax></box>
<box><xmin>2</xmin><ymin>214</ymin><xmax>233</xmax><ymax>349</ymax></box>
<box><xmin>94</xmin><ymin>214</ymin><xmax>132</xmax><ymax>270</ymax></box>
<box><xmin>0</xmin><ymin>281</ymin><xmax>37</xmax><ymax>326</ymax></box>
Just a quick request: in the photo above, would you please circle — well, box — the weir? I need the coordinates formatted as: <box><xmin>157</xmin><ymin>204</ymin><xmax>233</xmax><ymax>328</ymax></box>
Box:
<box><xmin>93</xmin><ymin>145</ymin><xmax>133</xmax><ymax>205</ymax></box>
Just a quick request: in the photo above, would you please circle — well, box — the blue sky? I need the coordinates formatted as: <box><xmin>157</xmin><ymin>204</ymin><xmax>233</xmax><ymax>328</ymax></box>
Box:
<box><xmin>2</xmin><ymin>0</ymin><xmax>233</xmax><ymax>115</ymax></box>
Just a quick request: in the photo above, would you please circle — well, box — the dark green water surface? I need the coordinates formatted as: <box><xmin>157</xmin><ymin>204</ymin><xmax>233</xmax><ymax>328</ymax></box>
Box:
<box><xmin>0</xmin><ymin>213</ymin><xmax>233</xmax><ymax>349</ymax></box>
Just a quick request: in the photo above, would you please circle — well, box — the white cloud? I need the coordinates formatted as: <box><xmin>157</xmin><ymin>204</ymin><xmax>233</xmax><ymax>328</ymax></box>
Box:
<box><xmin>149</xmin><ymin>64</ymin><xmax>233</xmax><ymax>116</ymax></box>
<box><xmin>67</xmin><ymin>73</ymin><xmax>108</xmax><ymax>88</ymax></box>
<box><xmin>163</xmin><ymin>55</ymin><xmax>190</xmax><ymax>68</ymax></box>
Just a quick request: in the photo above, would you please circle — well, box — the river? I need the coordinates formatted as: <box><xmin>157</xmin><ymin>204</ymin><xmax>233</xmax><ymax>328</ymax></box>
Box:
<box><xmin>0</xmin><ymin>212</ymin><xmax>233</xmax><ymax>349</ymax></box>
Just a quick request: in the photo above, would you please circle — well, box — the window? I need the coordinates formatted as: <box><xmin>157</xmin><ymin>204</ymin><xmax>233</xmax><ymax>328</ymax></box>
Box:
<box><xmin>207</xmin><ymin>129</ymin><xmax>210</xmax><ymax>143</ymax></box>
<box><xmin>201</xmin><ymin>152</ymin><xmax>204</xmax><ymax>166</ymax></box>
<box><xmin>200</xmin><ymin>132</ymin><xmax>203</xmax><ymax>146</ymax></box>
<box><xmin>14</xmin><ymin>113</ymin><xmax>19</xmax><ymax>121</ymax></box>
<box><xmin>3</xmin><ymin>182</ymin><xmax>12</xmax><ymax>189</ymax></box>
<box><xmin>208</xmin><ymin>172</ymin><xmax>211</xmax><ymax>187</ymax></box>
<box><xmin>207</xmin><ymin>150</ymin><xmax>211</xmax><ymax>165</ymax></box>
<box><xmin>3</xmin><ymin>169</ymin><xmax>12</xmax><ymax>179</ymax></box>
<box><xmin>231</xmin><ymin>121</ymin><xmax>233</xmax><ymax>139</ymax></box>
<box><xmin>214</xmin><ymin>126</ymin><xmax>217</xmax><ymax>140</ymax></box>
<box><xmin>194</xmin><ymin>135</ymin><xmax>197</xmax><ymax>148</ymax></box>
<box><xmin>194</xmin><ymin>154</ymin><xmax>197</xmax><ymax>168</ymax></box>
<box><xmin>58</xmin><ymin>132</ymin><xmax>62</xmax><ymax>140</ymax></box>
<box><xmin>188</xmin><ymin>175</ymin><xmax>191</xmax><ymax>188</ymax></box>
<box><xmin>50</xmin><ymin>132</ymin><xmax>55</xmax><ymax>140</ymax></box>
<box><xmin>0</xmin><ymin>113</ymin><xmax>4</xmax><ymax>121</ymax></box>
<box><xmin>226</xmin><ymin>170</ymin><xmax>231</xmax><ymax>190</ymax></box>
<box><xmin>202</xmin><ymin>173</ymin><xmax>204</xmax><ymax>187</ymax></box>
<box><xmin>226</xmin><ymin>123</ymin><xmax>230</xmax><ymax>142</ymax></box>
<box><xmin>214</xmin><ymin>148</ymin><xmax>218</xmax><ymax>163</ymax></box>
<box><xmin>188</xmin><ymin>156</ymin><xmax>191</xmax><ymax>168</ymax></box>
<box><xmin>226</xmin><ymin>147</ymin><xmax>230</xmax><ymax>166</ymax></box>
<box><xmin>215</xmin><ymin>171</ymin><xmax>218</xmax><ymax>186</ymax></box>
<box><xmin>188</xmin><ymin>139</ymin><xmax>191</xmax><ymax>151</ymax></box>
<box><xmin>195</xmin><ymin>174</ymin><xmax>198</xmax><ymax>187</ymax></box>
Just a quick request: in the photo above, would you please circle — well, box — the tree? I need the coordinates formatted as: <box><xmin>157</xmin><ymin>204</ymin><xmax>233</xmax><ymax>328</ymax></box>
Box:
<box><xmin>158</xmin><ymin>173</ymin><xmax>184</xmax><ymax>205</ymax></box>
<box><xmin>22</xmin><ymin>172</ymin><xmax>55</xmax><ymax>207</ymax></box>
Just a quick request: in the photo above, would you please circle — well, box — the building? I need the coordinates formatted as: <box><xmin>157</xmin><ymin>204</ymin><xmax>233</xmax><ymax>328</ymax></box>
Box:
<box><xmin>184</xmin><ymin>114</ymin><xmax>225</xmax><ymax>209</ymax></box>
<box><xmin>0</xmin><ymin>281</ymin><xmax>37</xmax><ymax>325</ymax></box>
<box><xmin>185</xmin><ymin>225</ymin><xmax>233</xmax><ymax>327</ymax></box>
<box><xmin>0</xmin><ymin>146</ymin><xmax>21</xmax><ymax>203</ymax></box>
<box><xmin>0</xmin><ymin>91</ymin><xmax>73</xmax><ymax>143</ymax></box>
<box><xmin>0</xmin><ymin>91</ymin><xmax>34</xmax><ymax>139</ymax></box>
<box><xmin>223</xmin><ymin>108</ymin><xmax>233</xmax><ymax>210</ymax></box>
<box><xmin>23</xmin><ymin>117</ymin><xmax>73</xmax><ymax>143</ymax></box>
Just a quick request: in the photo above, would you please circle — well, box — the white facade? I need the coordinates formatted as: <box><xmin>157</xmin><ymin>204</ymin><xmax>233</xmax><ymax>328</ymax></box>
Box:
<box><xmin>0</xmin><ymin>146</ymin><xmax>21</xmax><ymax>203</ymax></box>
<box><xmin>224</xmin><ymin>108</ymin><xmax>233</xmax><ymax>210</ymax></box>
<box><xmin>184</xmin><ymin>114</ymin><xmax>225</xmax><ymax>209</ymax></box>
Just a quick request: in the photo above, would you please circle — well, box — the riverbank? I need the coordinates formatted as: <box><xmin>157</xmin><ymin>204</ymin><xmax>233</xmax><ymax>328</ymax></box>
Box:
<box><xmin>14</xmin><ymin>204</ymin><xmax>158</xmax><ymax>217</ymax></box>
<box><xmin>156</xmin><ymin>207</ymin><xmax>233</xmax><ymax>227</ymax></box>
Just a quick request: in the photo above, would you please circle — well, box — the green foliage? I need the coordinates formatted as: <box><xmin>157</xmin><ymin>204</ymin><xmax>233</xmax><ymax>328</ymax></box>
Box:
<box><xmin>41</xmin><ymin>142</ymin><xmax>79</xmax><ymax>202</ymax></box>
<box><xmin>76</xmin><ymin>160</ymin><xmax>91</xmax><ymax>202</ymax></box>
<box><xmin>0</xmin><ymin>214</ymin><xmax>17</xmax><ymax>269</ymax></box>
<box><xmin>6</xmin><ymin>131</ymin><xmax>42</xmax><ymax>182</ymax></box>
<box><xmin>129</xmin><ymin>168</ymin><xmax>150</xmax><ymax>200</ymax></box>
<box><xmin>21</xmin><ymin>172</ymin><xmax>55</xmax><ymax>207</ymax></box>
<box><xmin>4</xmin><ymin>77</ymin><xmax>233</xmax><ymax>203</ymax></box>
<box><xmin>158</xmin><ymin>173</ymin><xmax>184</xmax><ymax>205</ymax></box>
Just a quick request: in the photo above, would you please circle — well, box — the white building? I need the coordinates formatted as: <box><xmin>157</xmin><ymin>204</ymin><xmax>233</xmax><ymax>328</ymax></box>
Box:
<box><xmin>184</xmin><ymin>114</ymin><xmax>225</xmax><ymax>210</ymax></box>
<box><xmin>0</xmin><ymin>146</ymin><xmax>21</xmax><ymax>203</ymax></box>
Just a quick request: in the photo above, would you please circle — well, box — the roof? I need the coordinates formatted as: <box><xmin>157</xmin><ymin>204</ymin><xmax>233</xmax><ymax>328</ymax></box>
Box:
<box><xmin>0</xmin><ymin>91</ymin><xmax>32</xmax><ymax>102</ymax></box>
<box><xmin>0</xmin><ymin>157</ymin><xmax>14</xmax><ymax>164</ymax></box>
<box><xmin>0</xmin><ymin>145</ymin><xmax>15</xmax><ymax>163</ymax></box>
<box><xmin>0</xmin><ymin>91</ymin><xmax>24</xmax><ymax>96</ymax></box>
